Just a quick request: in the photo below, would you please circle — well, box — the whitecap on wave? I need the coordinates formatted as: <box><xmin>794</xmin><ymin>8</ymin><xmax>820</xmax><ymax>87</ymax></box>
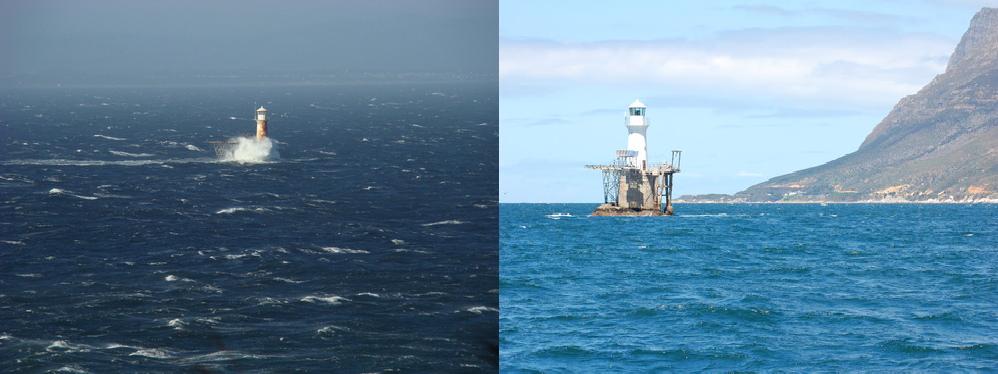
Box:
<box><xmin>421</xmin><ymin>219</ymin><xmax>467</xmax><ymax>227</ymax></box>
<box><xmin>49</xmin><ymin>188</ymin><xmax>98</xmax><ymax>200</ymax></box>
<box><xmin>46</xmin><ymin>340</ymin><xmax>92</xmax><ymax>353</ymax></box>
<box><xmin>109</xmin><ymin>150</ymin><xmax>155</xmax><ymax>158</ymax></box>
<box><xmin>164</xmin><ymin>274</ymin><xmax>194</xmax><ymax>282</ymax></box>
<box><xmin>129</xmin><ymin>348</ymin><xmax>174</xmax><ymax>359</ymax></box>
<box><xmin>321</xmin><ymin>246</ymin><xmax>369</xmax><ymax>254</ymax></box>
<box><xmin>215</xmin><ymin>207</ymin><xmax>270</xmax><ymax>215</ymax></box>
<box><xmin>463</xmin><ymin>306</ymin><xmax>499</xmax><ymax>314</ymax></box>
<box><xmin>167</xmin><ymin>318</ymin><xmax>186</xmax><ymax>329</ymax></box>
<box><xmin>93</xmin><ymin>134</ymin><xmax>126</xmax><ymax>141</ymax></box>
<box><xmin>300</xmin><ymin>295</ymin><xmax>350</xmax><ymax>304</ymax></box>
<box><xmin>54</xmin><ymin>365</ymin><xmax>91</xmax><ymax>373</ymax></box>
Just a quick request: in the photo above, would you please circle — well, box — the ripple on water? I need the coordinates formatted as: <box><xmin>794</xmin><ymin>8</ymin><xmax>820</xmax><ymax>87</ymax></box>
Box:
<box><xmin>501</xmin><ymin>203</ymin><xmax>997</xmax><ymax>372</ymax></box>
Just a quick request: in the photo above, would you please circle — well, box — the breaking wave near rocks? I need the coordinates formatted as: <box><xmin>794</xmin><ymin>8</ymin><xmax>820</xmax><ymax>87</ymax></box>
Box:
<box><xmin>215</xmin><ymin>136</ymin><xmax>280</xmax><ymax>163</ymax></box>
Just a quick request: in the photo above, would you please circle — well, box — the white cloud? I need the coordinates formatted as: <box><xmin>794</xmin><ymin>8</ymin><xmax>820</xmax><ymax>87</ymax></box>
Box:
<box><xmin>500</xmin><ymin>27</ymin><xmax>955</xmax><ymax>108</ymax></box>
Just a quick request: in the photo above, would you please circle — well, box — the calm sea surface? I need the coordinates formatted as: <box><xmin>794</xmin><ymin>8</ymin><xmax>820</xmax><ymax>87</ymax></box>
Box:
<box><xmin>501</xmin><ymin>203</ymin><xmax>996</xmax><ymax>372</ymax></box>
<box><xmin>0</xmin><ymin>83</ymin><xmax>498</xmax><ymax>372</ymax></box>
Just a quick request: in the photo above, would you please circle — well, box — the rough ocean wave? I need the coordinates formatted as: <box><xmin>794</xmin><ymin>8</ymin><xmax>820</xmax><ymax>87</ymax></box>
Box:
<box><xmin>1</xmin><ymin>84</ymin><xmax>498</xmax><ymax>372</ymax></box>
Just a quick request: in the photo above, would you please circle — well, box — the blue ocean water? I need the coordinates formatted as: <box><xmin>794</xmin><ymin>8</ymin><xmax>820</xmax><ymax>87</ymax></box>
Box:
<box><xmin>0</xmin><ymin>83</ymin><xmax>498</xmax><ymax>372</ymax></box>
<box><xmin>500</xmin><ymin>203</ymin><xmax>997</xmax><ymax>372</ymax></box>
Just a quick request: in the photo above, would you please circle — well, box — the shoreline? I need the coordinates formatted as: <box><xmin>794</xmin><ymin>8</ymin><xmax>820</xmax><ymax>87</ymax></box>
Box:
<box><xmin>674</xmin><ymin>199</ymin><xmax>998</xmax><ymax>204</ymax></box>
<box><xmin>499</xmin><ymin>200</ymin><xmax>998</xmax><ymax>205</ymax></box>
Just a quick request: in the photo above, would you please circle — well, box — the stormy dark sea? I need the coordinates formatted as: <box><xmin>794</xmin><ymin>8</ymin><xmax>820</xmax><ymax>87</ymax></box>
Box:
<box><xmin>501</xmin><ymin>203</ymin><xmax>997</xmax><ymax>372</ymax></box>
<box><xmin>0</xmin><ymin>83</ymin><xmax>498</xmax><ymax>372</ymax></box>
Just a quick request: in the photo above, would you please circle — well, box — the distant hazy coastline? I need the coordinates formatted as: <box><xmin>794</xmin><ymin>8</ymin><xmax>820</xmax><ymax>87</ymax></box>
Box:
<box><xmin>676</xmin><ymin>196</ymin><xmax>998</xmax><ymax>204</ymax></box>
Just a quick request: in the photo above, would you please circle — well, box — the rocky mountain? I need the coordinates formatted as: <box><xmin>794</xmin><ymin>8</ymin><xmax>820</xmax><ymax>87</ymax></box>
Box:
<box><xmin>731</xmin><ymin>8</ymin><xmax>998</xmax><ymax>203</ymax></box>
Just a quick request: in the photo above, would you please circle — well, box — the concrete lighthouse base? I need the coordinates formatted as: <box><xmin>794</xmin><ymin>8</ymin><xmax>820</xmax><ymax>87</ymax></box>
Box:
<box><xmin>590</xmin><ymin>169</ymin><xmax>674</xmax><ymax>216</ymax></box>
<box><xmin>591</xmin><ymin>204</ymin><xmax>672</xmax><ymax>217</ymax></box>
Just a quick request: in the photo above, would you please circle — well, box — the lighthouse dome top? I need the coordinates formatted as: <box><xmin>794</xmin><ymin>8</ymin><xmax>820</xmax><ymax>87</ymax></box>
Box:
<box><xmin>628</xmin><ymin>99</ymin><xmax>646</xmax><ymax>109</ymax></box>
<box><xmin>257</xmin><ymin>106</ymin><xmax>268</xmax><ymax>112</ymax></box>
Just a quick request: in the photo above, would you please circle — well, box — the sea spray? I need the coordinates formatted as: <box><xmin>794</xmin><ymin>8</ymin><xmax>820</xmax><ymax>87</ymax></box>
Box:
<box><xmin>217</xmin><ymin>136</ymin><xmax>279</xmax><ymax>163</ymax></box>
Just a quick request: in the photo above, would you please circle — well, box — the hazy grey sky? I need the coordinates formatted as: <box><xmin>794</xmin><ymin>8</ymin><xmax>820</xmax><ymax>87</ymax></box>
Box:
<box><xmin>1</xmin><ymin>0</ymin><xmax>497</xmax><ymax>85</ymax></box>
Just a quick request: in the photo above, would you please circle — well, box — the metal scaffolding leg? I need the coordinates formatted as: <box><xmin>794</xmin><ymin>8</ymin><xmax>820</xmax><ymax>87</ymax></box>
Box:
<box><xmin>665</xmin><ymin>173</ymin><xmax>674</xmax><ymax>215</ymax></box>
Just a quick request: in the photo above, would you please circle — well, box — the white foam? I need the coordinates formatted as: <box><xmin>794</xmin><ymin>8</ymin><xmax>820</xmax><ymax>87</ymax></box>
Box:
<box><xmin>164</xmin><ymin>274</ymin><xmax>193</xmax><ymax>282</ymax></box>
<box><xmin>46</xmin><ymin>340</ymin><xmax>90</xmax><ymax>352</ymax></box>
<box><xmin>185</xmin><ymin>144</ymin><xmax>204</xmax><ymax>152</ymax></box>
<box><xmin>321</xmin><ymin>246</ymin><xmax>369</xmax><ymax>254</ymax></box>
<box><xmin>129</xmin><ymin>348</ymin><xmax>173</xmax><ymax>359</ymax></box>
<box><xmin>256</xmin><ymin>297</ymin><xmax>288</xmax><ymax>306</ymax></box>
<box><xmin>393</xmin><ymin>248</ymin><xmax>429</xmax><ymax>253</ymax></box>
<box><xmin>167</xmin><ymin>318</ymin><xmax>186</xmax><ymax>329</ymax></box>
<box><xmin>105</xmin><ymin>343</ymin><xmax>139</xmax><ymax>350</ymax></box>
<box><xmin>93</xmin><ymin>134</ymin><xmax>126</xmax><ymax>141</ymax></box>
<box><xmin>109</xmin><ymin>150</ymin><xmax>154</xmax><ymax>158</ymax></box>
<box><xmin>48</xmin><ymin>188</ymin><xmax>98</xmax><ymax>200</ymax></box>
<box><xmin>15</xmin><ymin>273</ymin><xmax>41</xmax><ymax>278</ymax></box>
<box><xmin>273</xmin><ymin>277</ymin><xmax>304</xmax><ymax>284</ymax></box>
<box><xmin>215</xmin><ymin>207</ymin><xmax>269</xmax><ymax>215</ymax></box>
<box><xmin>300</xmin><ymin>295</ymin><xmax>350</xmax><ymax>304</ymax></box>
<box><xmin>464</xmin><ymin>306</ymin><xmax>499</xmax><ymax>314</ymax></box>
<box><xmin>218</xmin><ymin>136</ymin><xmax>280</xmax><ymax>163</ymax></box>
<box><xmin>391</xmin><ymin>239</ymin><xmax>406</xmax><ymax>245</ymax></box>
<box><xmin>54</xmin><ymin>366</ymin><xmax>90</xmax><ymax>373</ymax></box>
<box><xmin>356</xmin><ymin>292</ymin><xmax>381</xmax><ymax>298</ymax></box>
<box><xmin>316</xmin><ymin>325</ymin><xmax>350</xmax><ymax>335</ymax></box>
<box><xmin>413</xmin><ymin>291</ymin><xmax>448</xmax><ymax>296</ymax></box>
<box><xmin>421</xmin><ymin>219</ymin><xmax>467</xmax><ymax>226</ymax></box>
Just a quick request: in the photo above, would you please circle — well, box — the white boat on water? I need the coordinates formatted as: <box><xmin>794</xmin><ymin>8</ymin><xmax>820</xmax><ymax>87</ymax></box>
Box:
<box><xmin>545</xmin><ymin>213</ymin><xmax>573</xmax><ymax>219</ymax></box>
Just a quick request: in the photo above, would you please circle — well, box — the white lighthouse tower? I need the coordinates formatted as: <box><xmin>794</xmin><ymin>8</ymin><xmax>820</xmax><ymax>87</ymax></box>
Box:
<box><xmin>625</xmin><ymin>99</ymin><xmax>648</xmax><ymax>169</ymax></box>
<box><xmin>255</xmin><ymin>106</ymin><xmax>269</xmax><ymax>140</ymax></box>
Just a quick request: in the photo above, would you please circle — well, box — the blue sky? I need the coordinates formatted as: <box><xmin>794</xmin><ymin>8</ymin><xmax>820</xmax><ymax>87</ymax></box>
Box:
<box><xmin>500</xmin><ymin>0</ymin><xmax>998</xmax><ymax>202</ymax></box>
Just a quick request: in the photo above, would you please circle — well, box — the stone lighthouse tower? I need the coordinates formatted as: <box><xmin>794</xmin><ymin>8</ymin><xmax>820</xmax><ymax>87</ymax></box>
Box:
<box><xmin>255</xmin><ymin>106</ymin><xmax>269</xmax><ymax>140</ymax></box>
<box><xmin>626</xmin><ymin>99</ymin><xmax>648</xmax><ymax>169</ymax></box>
